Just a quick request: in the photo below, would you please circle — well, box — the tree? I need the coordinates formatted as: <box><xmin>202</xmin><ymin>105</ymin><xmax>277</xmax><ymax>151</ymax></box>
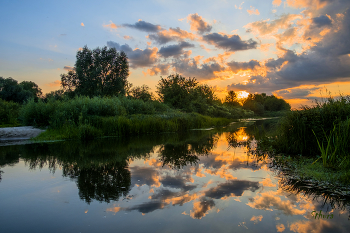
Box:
<box><xmin>224</xmin><ymin>90</ymin><xmax>240</xmax><ymax>107</ymax></box>
<box><xmin>61</xmin><ymin>46</ymin><xmax>129</xmax><ymax>97</ymax></box>
<box><xmin>129</xmin><ymin>85</ymin><xmax>154</xmax><ymax>102</ymax></box>
<box><xmin>156</xmin><ymin>74</ymin><xmax>198</xmax><ymax>109</ymax></box>
<box><xmin>0</xmin><ymin>77</ymin><xmax>41</xmax><ymax>103</ymax></box>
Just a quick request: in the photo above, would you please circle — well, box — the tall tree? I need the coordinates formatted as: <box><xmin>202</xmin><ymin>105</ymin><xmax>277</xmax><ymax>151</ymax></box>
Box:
<box><xmin>61</xmin><ymin>46</ymin><xmax>129</xmax><ymax>97</ymax></box>
<box><xmin>224</xmin><ymin>90</ymin><xmax>240</xmax><ymax>107</ymax></box>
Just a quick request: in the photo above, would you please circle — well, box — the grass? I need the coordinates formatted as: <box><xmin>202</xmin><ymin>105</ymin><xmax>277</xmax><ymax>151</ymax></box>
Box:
<box><xmin>33</xmin><ymin>113</ymin><xmax>232</xmax><ymax>141</ymax></box>
<box><xmin>249</xmin><ymin>95</ymin><xmax>350</xmax><ymax>185</ymax></box>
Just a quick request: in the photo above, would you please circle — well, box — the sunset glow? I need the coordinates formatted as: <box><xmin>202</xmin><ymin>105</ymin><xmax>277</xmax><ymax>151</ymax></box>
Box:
<box><xmin>1</xmin><ymin>0</ymin><xmax>349</xmax><ymax>108</ymax></box>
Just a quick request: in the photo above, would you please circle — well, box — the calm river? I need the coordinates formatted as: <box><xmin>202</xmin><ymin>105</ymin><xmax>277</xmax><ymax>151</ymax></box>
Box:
<box><xmin>0</xmin><ymin>119</ymin><xmax>349</xmax><ymax>233</ymax></box>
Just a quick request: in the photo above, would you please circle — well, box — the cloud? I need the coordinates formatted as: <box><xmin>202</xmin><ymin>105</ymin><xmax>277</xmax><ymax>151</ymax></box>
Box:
<box><xmin>103</xmin><ymin>21</ymin><xmax>119</xmax><ymax>29</ymax></box>
<box><xmin>289</xmin><ymin>220</ymin><xmax>344</xmax><ymax>233</ymax></box>
<box><xmin>187</xmin><ymin>13</ymin><xmax>212</xmax><ymax>34</ymax></box>
<box><xmin>274</xmin><ymin>87</ymin><xmax>320</xmax><ymax>99</ymax></box>
<box><xmin>47</xmin><ymin>80</ymin><xmax>61</xmax><ymax>87</ymax></box>
<box><xmin>247</xmin><ymin>6</ymin><xmax>260</xmax><ymax>15</ymax></box>
<box><xmin>285</xmin><ymin>0</ymin><xmax>331</xmax><ymax>9</ymax></box>
<box><xmin>226</xmin><ymin>60</ymin><xmax>261</xmax><ymax>73</ymax></box>
<box><xmin>245</xmin><ymin>14</ymin><xmax>302</xmax><ymax>36</ymax></box>
<box><xmin>123</xmin><ymin>35</ymin><xmax>133</xmax><ymax>40</ymax></box>
<box><xmin>158</xmin><ymin>42</ymin><xmax>194</xmax><ymax>58</ymax></box>
<box><xmin>272</xmin><ymin>0</ymin><xmax>282</xmax><ymax>7</ymax></box>
<box><xmin>235</xmin><ymin>2</ymin><xmax>244</xmax><ymax>10</ymax></box>
<box><xmin>276</xmin><ymin>224</ymin><xmax>285</xmax><ymax>232</ymax></box>
<box><xmin>129</xmin><ymin>166</ymin><xmax>160</xmax><ymax>187</ymax></box>
<box><xmin>205</xmin><ymin>180</ymin><xmax>260</xmax><ymax>199</ymax></box>
<box><xmin>143</xmin><ymin>64</ymin><xmax>170</xmax><ymax>76</ymax></box>
<box><xmin>190</xmin><ymin>198</ymin><xmax>215</xmax><ymax>219</ymax></box>
<box><xmin>229</xmin><ymin>9</ymin><xmax>350</xmax><ymax>94</ymax></box>
<box><xmin>81</xmin><ymin>22</ymin><xmax>84</xmax><ymax>27</ymax></box>
<box><xmin>247</xmin><ymin>191</ymin><xmax>306</xmax><ymax>215</ymax></box>
<box><xmin>123</xmin><ymin>20</ymin><xmax>162</xmax><ymax>32</ymax></box>
<box><xmin>63</xmin><ymin>66</ymin><xmax>75</xmax><ymax>71</ymax></box>
<box><xmin>107</xmin><ymin>41</ymin><xmax>158</xmax><ymax>68</ymax></box>
<box><xmin>172</xmin><ymin>57</ymin><xmax>225</xmax><ymax>81</ymax></box>
<box><xmin>148</xmin><ymin>27</ymin><xmax>196</xmax><ymax>45</ymax></box>
<box><xmin>312</xmin><ymin>15</ymin><xmax>332</xmax><ymax>28</ymax></box>
<box><xmin>250</xmin><ymin>215</ymin><xmax>263</xmax><ymax>224</ymax></box>
<box><xmin>126</xmin><ymin>201</ymin><xmax>165</xmax><ymax>213</ymax></box>
<box><xmin>160</xmin><ymin>175</ymin><xmax>197</xmax><ymax>191</ymax></box>
<box><xmin>202</xmin><ymin>33</ymin><xmax>258</xmax><ymax>52</ymax></box>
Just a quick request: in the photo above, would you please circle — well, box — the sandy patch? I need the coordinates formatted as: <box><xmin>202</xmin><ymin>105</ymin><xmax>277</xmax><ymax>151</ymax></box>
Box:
<box><xmin>0</xmin><ymin>126</ymin><xmax>45</xmax><ymax>141</ymax></box>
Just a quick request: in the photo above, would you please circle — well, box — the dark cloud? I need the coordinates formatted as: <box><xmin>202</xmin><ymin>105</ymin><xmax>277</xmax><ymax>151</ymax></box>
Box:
<box><xmin>312</xmin><ymin>15</ymin><xmax>332</xmax><ymax>27</ymax></box>
<box><xmin>123</xmin><ymin>20</ymin><xmax>162</xmax><ymax>32</ymax></box>
<box><xmin>203</xmin><ymin>33</ymin><xmax>258</xmax><ymax>52</ymax></box>
<box><xmin>107</xmin><ymin>41</ymin><xmax>158</xmax><ymax>68</ymax></box>
<box><xmin>191</xmin><ymin>198</ymin><xmax>215</xmax><ymax>219</ymax></box>
<box><xmin>63</xmin><ymin>66</ymin><xmax>75</xmax><ymax>71</ymax></box>
<box><xmin>205</xmin><ymin>180</ymin><xmax>260</xmax><ymax>199</ymax></box>
<box><xmin>148</xmin><ymin>33</ymin><xmax>173</xmax><ymax>45</ymax></box>
<box><xmin>275</xmin><ymin>87</ymin><xmax>320</xmax><ymax>99</ymax></box>
<box><xmin>160</xmin><ymin>175</ymin><xmax>196</xmax><ymax>191</ymax></box>
<box><xmin>227</xmin><ymin>60</ymin><xmax>261</xmax><ymax>73</ymax></box>
<box><xmin>188</xmin><ymin>13</ymin><xmax>212</xmax><ymax>34</ymax></box>
<box><xmin>228</xmin><ymin>10</ymin><xmax>350</xmax><ymax>93</ymax></box>
<box><xmin>158</xmin><ymin>42</ymin><xmax>194</xmax><ymax>58</ymax></box>
<box><xmin>129</xmin><ymin>166</ymin><xmax>159</xmax><ymax>187</ymax></box>
<box><xmin>173</xmin><ymin>57</ymin><xmax>225</xmax><ymax>81</ymax></box>
<box><xmin>150</xmin><ymin>189</ymin><xmax>178</xmax><ymax>200</ymax></box>
<box><xmin>126</xmin><ymin>201</ymin><xmax>164</xmax><ymax>213</ymax></box>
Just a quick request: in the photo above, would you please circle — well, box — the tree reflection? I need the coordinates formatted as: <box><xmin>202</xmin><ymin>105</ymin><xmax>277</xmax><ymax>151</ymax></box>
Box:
<box><xmin>63</xmin><ymin>161</ymin><xmax>131</xmax><ymax>204</ymax></box>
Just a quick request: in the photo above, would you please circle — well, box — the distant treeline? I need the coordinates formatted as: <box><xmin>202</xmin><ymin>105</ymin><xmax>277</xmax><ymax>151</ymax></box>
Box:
<box><xmin>1</xmin><ymin>46</ymin><xmax>290</xmax><ymax>138</ymax></box>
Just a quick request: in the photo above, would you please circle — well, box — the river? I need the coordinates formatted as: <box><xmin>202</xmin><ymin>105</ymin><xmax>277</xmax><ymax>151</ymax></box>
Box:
<box><xmin>0</xmin><ymin>119</ymin><xmax>349</xmax><ymax>233</ymax></box>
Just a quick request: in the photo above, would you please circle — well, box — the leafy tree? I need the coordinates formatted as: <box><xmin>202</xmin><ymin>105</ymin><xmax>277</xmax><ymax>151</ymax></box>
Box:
<box><xmin>157</xmin><ymin>74</ymin><xmax>198</xmax><ymax>109</ymax></box>
<box><xmin>0</xmin><ymin>77</ymin><xmax>41</xmax><ymax>103</ymax></box>
<box><xmin>61</xmin><ymin>46</ymin><xmax>129</xmax><ymax>97</ymax></box>
<box><xmin>224</xmin><ymin>90</ymin><xmax>240</xmax><ymax>107</ymax></box>
<box><xmin>19</xmin><ymin>81</ymin><xmax>42</xmax><ymax>102</ymax></box>
<box><xmin>129</xmin><ymin>85</ymin><xmax>154</xmax><ymax>102</ymax></box>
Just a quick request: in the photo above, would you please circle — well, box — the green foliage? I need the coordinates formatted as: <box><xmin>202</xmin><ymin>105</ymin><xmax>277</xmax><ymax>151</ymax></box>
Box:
<box><xmin>129</xmin><ymin>85</ymin><xmax>154</xmax><ymax>102</ymax></box>
<box><xmin>242</xmin><ymin>93</ymin><xmax>291</xmax><ymax>115</ymax></box>
<box><xmin>0</xmin><ymin>99</ymin><xmax>21</xmax><ymax>127</ymax></box>
<box><xmin>275</xmin><ymin>96</ymin><xmax>350</xmax><ymax>163</ymax></box>
<box><xmin>0</xmin><ymin>77</ymin><xmax>42</xmax><ymax>103</ymax></box>
<box><xmin>224</xmin><ymin>90</ymin><xmax>240</xmax><ymax>107</ymax></box>
<box><xmin>61</xmin><ymin>46</ymin><xmax>129</xmax><ymax>97</ymax></box>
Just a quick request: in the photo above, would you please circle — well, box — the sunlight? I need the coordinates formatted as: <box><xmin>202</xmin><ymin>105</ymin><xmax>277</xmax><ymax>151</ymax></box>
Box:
<box><xmin>237</xmin><ymin>91</ymin><xmax>249</xmax><ymax>99</ymax></box>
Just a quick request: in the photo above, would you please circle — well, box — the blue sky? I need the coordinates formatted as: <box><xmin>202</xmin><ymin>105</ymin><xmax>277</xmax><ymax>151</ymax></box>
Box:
<box><xmin>1</xmin><ymin>0</ymin><xmax>350</xmax><ymax>107</ymax></box>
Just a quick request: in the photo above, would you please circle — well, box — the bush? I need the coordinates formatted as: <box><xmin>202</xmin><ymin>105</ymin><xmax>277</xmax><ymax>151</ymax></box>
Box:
<box><xmin>0</xmin><ymin>99</ymin><xmax>21</xmax><ymax>127</ymax></box>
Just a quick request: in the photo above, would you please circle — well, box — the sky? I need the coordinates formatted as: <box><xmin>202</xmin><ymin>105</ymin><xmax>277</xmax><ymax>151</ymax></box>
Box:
<box><xmin>1</xmin><ymin>0</ymin><xmax>350</xmax><ymax>108</ymax></box>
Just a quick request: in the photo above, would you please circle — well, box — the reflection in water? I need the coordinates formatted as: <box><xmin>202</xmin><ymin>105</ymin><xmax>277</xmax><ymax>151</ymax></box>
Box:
<box><xmin>1</xmin><ymin>119</ymin><xmax>350</xmax><ymax>232</ymax></box>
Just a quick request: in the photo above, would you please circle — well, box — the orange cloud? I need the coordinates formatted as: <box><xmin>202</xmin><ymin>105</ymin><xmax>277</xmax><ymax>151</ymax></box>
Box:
<box><xmin>276</xmin><ymin>223</ymin><xmax>285</xmax><ymax>232</ymax></box>
<box><xmin>272</xmin><ymin>0</ymin><xmax>282</xmax><ymax>7</ymax></box>
<box><xmin>106</xmin><ymin>207</ymin><xmax>121</xmax><ymax>214</ymax></box>
<box><xmin>124</xmin><ymin>35</ymin><xmax>133</xmax><ymax>40</ymax></box>
<box><xmin>81</xmin><ymin>22</ymin><xmax>84</xmax><ymax>27</ymax></box>
<box><xmin>250</xmin><ymin>215</ymin><xmax>263</xmax><ymax>224</ymax></box>
<box><xmin>247</xmin><ymin>6</ymin><xmax>260</xmax><ymax>15</ymax></box>
<box><xmin>103</xmin><ymin>21</ymin><xmax>119</xmax><ymax>29</ymax></box>
<box><xmin>187</xmin><ymin>13</ymin><xmax>212</xmax><ymax>34</ymax></box>
<box><xmin>46</xmin><ymin>80</ymin><xmax>61</xmax><ymax>87</ymax></box>
<box><xmin>286</xmin><ymin>0</ymin><xmax>329</xmax><ymax>9</ymax></box>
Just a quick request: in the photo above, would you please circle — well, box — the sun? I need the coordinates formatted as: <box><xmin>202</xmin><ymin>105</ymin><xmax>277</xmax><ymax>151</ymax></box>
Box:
<box><xmin>237</xmin><ymin>91</ymin><xmax>249</xmax><ymax>99</ymax></box>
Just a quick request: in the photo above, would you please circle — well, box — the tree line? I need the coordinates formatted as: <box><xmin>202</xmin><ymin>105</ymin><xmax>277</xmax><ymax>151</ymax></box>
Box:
<box><xmin>1</xmin><ymin>45</ymin><xmax>290</xmax><ymax>117</ymax></box>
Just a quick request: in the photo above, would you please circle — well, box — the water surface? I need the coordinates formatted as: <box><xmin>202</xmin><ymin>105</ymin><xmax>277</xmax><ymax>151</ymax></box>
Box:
<box><xmin>1</xmin><ymin>119</ymin><xmax>349</xmax><ymax>233</ymax></box>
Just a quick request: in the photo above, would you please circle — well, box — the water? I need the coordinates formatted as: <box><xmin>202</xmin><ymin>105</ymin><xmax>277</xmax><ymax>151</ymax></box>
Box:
<box><xmin>1</xmin><ymin>119</ymin><xmax>349</xmax><ymax>233</ymax></box>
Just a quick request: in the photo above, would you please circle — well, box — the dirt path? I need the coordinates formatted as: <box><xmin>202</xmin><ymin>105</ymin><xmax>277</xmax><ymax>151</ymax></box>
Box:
<box><xmin>0</xmin><ymin>126</ymin><xmax>45</xmax><ymax>141</ymax></box>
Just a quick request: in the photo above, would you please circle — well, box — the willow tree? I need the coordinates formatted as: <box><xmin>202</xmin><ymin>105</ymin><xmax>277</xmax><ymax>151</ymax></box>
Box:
<box><xmin>61</xmin><ymin>46</ymin><xmax>129</xmax><ymax>97</ymax></box>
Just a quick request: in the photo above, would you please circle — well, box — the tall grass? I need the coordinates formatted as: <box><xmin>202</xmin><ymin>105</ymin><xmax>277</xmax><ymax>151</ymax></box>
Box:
<box><xmin>21</xmin><ymin>96</ymin><xmax>232</xmax><ymax>141</ymax></box>
<box><xmin>274</xmin><ymin>95</ymin><xmax>350</xmax><ymax>156</ymax></box>
<box><xmin>270</xmin><ymin>95</ymin><xmax>350</xmax><ymax>170</ymax></box>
